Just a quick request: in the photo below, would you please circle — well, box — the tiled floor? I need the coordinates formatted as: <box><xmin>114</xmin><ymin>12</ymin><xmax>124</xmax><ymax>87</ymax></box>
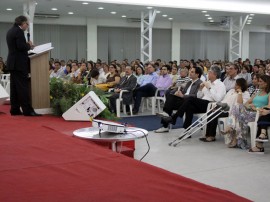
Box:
<box><xmin>134</xmin><ymin>128</ymin><xmax>270</xmax><ymax>202</ymax></box>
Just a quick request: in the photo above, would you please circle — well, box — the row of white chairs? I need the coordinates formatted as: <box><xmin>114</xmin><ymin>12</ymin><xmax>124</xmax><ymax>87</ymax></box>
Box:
<box><xmin>113</xmin><ymin>88</ymin><xmax>167</xmax><ymax>118</ymax></box>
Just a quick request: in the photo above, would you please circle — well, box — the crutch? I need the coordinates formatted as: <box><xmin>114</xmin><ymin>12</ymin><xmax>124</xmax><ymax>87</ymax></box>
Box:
<box><xmin>168</xmin><ymin>103</ymin><xmax>229</xmax><ymax>147</ymax></box>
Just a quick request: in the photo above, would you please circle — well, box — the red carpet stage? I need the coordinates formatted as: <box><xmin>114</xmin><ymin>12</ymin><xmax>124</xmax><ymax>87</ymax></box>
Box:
<box><xmin>0</xmin><ymin>105</ymin><xmax>250</xmax><ymax>202</ymax></box>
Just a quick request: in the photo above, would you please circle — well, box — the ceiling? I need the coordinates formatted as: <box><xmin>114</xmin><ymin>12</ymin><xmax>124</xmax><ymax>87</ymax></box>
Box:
<box><xmin>0</xmin><ymin>0</ymin><xmax>270</xmax><ymax>26</ymax></box>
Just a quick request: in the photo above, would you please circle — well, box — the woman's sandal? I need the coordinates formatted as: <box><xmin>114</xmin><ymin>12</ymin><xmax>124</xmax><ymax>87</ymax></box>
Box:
<box><xmin>248</xmin><ymin>146</ymin><xmax>264</xmax><ymax>154</ymax></box>
<box><xmin>227</xmin><ymin>138</ymin><xmax>238</xmax><ymax>148</ymax></box>
<box><xmin>255</xmin><ymin>133</ymin><xmax>269</xmax><ymax>142</ymax></box>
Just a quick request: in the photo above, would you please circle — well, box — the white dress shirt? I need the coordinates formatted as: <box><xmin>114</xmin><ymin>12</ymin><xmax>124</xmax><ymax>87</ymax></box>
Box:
<box><xmin>197</xmin><ymin>79</ymin><xmax>226</xmax><ymax>102</ymax></box>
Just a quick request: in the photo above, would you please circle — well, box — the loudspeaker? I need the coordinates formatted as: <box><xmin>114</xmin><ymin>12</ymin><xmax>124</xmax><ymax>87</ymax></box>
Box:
<box><xmin>0</xmin><ymin>84</ymin><xmax>9</xmax><ymax>105</ymax></box>
<box><xmin>62</xmin><ymin>91</ymin><xmax>106</xmax><ymax>121</ymax></box>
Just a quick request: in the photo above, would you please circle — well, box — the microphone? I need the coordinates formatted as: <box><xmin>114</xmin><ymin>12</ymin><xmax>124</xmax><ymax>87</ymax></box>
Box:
<box><xmin>27</xmin><ymin>32</ymin><xmax>30</xmax><ymax>42</ymax></box>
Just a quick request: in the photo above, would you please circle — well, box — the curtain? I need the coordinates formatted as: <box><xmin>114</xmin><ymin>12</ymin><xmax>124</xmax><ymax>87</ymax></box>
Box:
<box><xmin>249</xmin><ymin>32</ymin><xmax>270</xmax><ymax>63</ymax></box>
<box><xmin>34</xmin><ymin>24</ymin><xmax>87</xmax><ymax>61</ymax></box>
<box><xmin>97</xmin><ymin>27</ymin><xmax>171</xmax><ymax>63</ymax></box>
<box><xmin>0</xmin><ymin>23</ymin><xmax>13</xmax><ymax>61</ymax></box>
<box><xmin>180</xmin><ymin>30</ymin><xmax>229</xmax><ymax>61</ymax></box>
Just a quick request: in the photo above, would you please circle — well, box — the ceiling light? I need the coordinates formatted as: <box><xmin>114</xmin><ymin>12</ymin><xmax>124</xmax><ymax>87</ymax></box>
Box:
<box><xmin>248</xmin><ymin>17</ymin><xmax>253</xmax><ymax>20</ymax></box>
<box><xmin>51</xmin><ymin>8</ymin><xmax>58</xmax><ymax>11</ymax></box>
<box><xmin>6</xmin><ymin>8</ymin><xmax>13</xmax><ymax>11</ymax></box>
<box><xmin>210</xmin><ymin>20</ymin><xmax>214</xmax><ymax>22</ymax></box>
<box><xmin>110</xmin><ymin>11</ymin><xmax>117</xmax><ymax>14</ymax></box>
<box><xmin>247</xmin><ymin>22</ymin><xmax>251</xmax><ymax>24</ymax></box>
<box><xmin>156</xmin><ymin>10</ymin><xmax>161</xmax><ymax>13</ymax></box>
<box><xmin>162</xmin><ymin>14</ymin><xmax>167</xmax><ymax>17</ymax></box>
<box><xmin>82</xmin><ymin>2</ymin><xmax>89</xmax><ymax>5</ymax></box>
<box><xmin>68</xmin><ymin>12</ymin><xmax>74</xmax><ymax>15</ymax></box>
<box><xmin>207</xmin><ymin>17</ymin><xmax>212</xmax><ymax>20</ymax></box>
<box><xmin>147</xmin><ymin>7</ymin><xmax>153</xmax><ymax>9</ymax></box>
<box><xmin>250</xmin><ymin>14</ymin><xmax>255</xmax><ymax>16</ymax></box>
<box><xmin>98</xmin><ymin>7</ymin><xmax>104</xmax><ymax>10</ymax></box>
<box><xmin>205</xmin><ymin>14</ymin><xmax>210</xmax><ymax>16</ymax></box>
<box><xmin>201</xmin><ymin>11</ymin><xmax>207</xmax><ymax>13</ymax></box>
<box><xmin>122</xmin><ymin>15</ymin><xmax>126</xmax><ymax>18</ymax></box>
<box><xmin>168</xmin><ymin>18</ymin><xmax>173</xmax><ymax>20</ymax></box>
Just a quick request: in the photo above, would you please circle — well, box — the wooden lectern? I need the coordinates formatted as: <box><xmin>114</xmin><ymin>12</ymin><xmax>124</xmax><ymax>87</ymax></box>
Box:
<box><xmin>28</xmin><ymin>43</ymin><xmax>53</xmax><ymax>112</ymax></box>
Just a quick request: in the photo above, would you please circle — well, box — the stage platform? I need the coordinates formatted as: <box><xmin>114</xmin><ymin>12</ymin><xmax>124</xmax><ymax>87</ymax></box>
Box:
<box><xmin>0</xmin><ymin>105</ymin><xmax>250</xmax><ymax>201</ymax></box>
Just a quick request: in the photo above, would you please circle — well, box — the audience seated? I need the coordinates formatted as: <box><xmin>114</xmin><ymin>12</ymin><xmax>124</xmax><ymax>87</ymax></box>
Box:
<box><xmin>132</xmin><ymin>63</ymin><xmax>173</xmax><ymax>115</ymax></box>
<box><xmin>95</xmin><ymin>64</ymin><xmax>120</xmax><ymax>91</ymax></box>
<box><xmin>40</xmin><ymin>57</ymin><xmax>270</xmax><ymax>154</ymax></box>
<box><xmin>131</xmin><ymin>63</ymin><xmax>159</xmax><ymax>114</ymax></box>
<box><xmin>248</xmin><ymin>73</ymin><xmax>260</xmax><ymax>96</ymax></box>
<box><xmin>223</xmin><ymin>63</ymin><xmax>241</xmax><ymax>92</ymax></box>
<box><xmin>200</xmin><ymin>78</ymin><xmax>250</xmax><ymax>144</ymax></box>
<box><xmin>161</xmin><ymin>65</ymin><xmax>226</xmax><ymax>137</ymax></box>
<box><xmin>72</xmin><ymin>62</ymin><xmax>88</xmax><ymax>83</ymax></box>
<box><xmin>134</xmin><ymin>66</ymin><xmax>145</xmax><ymax>86</ymax></box>
<box><xmin>155</xmin><ymin>66</ymin><xmax>203</xmax><ymax>133</ymax></box>
<box><xmin>49</xmin><ymin>61</ymin><xmax>65</xmax><ymax>79</ymax></box>
<box><xmin>239</xmin><ymin>65</ymin><xmax>252</xmax><ymax>86</ymax></box>
<box><xmin>108</xmin><ymin>66</ymin><xmax>137</xmax><ymax>114</ymax></box>
<box><xmin>89</xmin><ymin>69</ymin><xmax>106</xmax><ymax>86</ymax></box>
<box><xmin>171</xmin><ymin>68</ymin><xmax>191</xmax><ymax>91</ymax></box>
<box><xmin>169</xmin><ymin>64</ymin><xmax>178</xmax><ymax>84</ymax></box>
<box><xmin>249</xmin><ymin>108</ymin><xmax>270</xmax><ymax>154</ymax></box>
<box><xmin>224</xmin><ymin>75</ymin><xmax>270</xmax><ymax>149</ymax></box>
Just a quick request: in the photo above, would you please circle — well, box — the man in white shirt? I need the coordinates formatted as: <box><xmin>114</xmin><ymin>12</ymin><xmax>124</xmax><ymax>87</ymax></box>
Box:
<box><xmin>162</xmin><ymin>65</ymin><xmax>226</xmax><ymax>133</ymax></box>
<box><xmin>49</xmin><ymin>61</ymin><xmax>62</xmax><ymax>78</ymax></box>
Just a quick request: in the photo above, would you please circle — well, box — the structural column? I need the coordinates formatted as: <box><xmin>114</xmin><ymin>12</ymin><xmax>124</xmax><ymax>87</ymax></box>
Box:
<box><xmin>171</xmin><ymin>22</ymin><xmax>181</xmax><ymax>62</ymax></box>
<box><xmin>140</xmin><ymin>9</ymin><xmax>156</xmax><ymax>63</ymax></box>
<box><xmin>23</xmin><ymin>0</ymin><xmax>36</xmax><ymax>42</ymax></box>
<box><xmin>242</xmin><ymin>29</ymin><xmax>250</xmax><ymax>60</ymax></box>
<box><xmin>87</xmin><ymin>18</ymin><xmax>98</xmax><ymax>61</ymax></box>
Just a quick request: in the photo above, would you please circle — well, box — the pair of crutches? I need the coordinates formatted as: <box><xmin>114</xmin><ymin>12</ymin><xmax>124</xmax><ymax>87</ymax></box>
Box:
<box><xmin>168</xmin><ymin>102</ymin><xmax>230</xmax><ymax>147</ymax></box>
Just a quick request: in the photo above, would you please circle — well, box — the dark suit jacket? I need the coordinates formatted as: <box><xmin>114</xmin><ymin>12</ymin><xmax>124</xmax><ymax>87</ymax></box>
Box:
<box><xmin>116</xmin><ymin>74</ymin><xmax>137</xmax><ymax>104</ymax></box>
<box><xmin>182</xmin><ymin>79</ymin><xmax>202</xmax><ymax>98</ymax></box>
<box><xmin>6</xmin><ymin>24</ymin><xmax>31</xmax><ymax>72</ymax></box>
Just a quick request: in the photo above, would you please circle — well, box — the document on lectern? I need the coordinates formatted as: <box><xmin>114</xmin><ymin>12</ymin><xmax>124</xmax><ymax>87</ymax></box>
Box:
<box><xmin>28</xmin><ymin>42</ymin><xmax>53</xmax><ymax>54</ymax></box>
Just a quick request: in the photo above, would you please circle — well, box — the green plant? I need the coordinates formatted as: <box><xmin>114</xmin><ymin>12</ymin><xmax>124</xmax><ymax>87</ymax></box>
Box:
<box><xmin>49</xmin><ymin>78</ymin><xmax>118</xmax><ymax>120</ymax></box>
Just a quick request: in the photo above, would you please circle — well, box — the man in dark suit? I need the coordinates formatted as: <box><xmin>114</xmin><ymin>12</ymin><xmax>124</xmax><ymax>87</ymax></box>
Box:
<box><xmin>155</xmin><ymin>66</ymin><xmax>203</xmax><ymax>133</ymax></box>
<box><xmin>108</xmin><ymin>66</ymin><xmax>137</xmax><ymax>114</ymax></box>
<box><xmin>6</xmin><ymin>15</ymin><xmax>41</xmax><ymax>116</ymax></box>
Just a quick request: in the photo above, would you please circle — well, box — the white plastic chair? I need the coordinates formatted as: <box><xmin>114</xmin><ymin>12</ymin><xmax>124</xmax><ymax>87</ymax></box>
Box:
<box><xmin>248</xmin><ymin>111</ymin><xmax>260</xmax><ymax>148</ymax></box>
<box><xmin>0</xmin><ymin>74</ymin><xmax>10</xmax><ymax>89</ymax></box>
<box><xmin>116</xmin><ymin>90</ymin><xmax>133</xmax><ymax>117</ymax></box>
<box><xmin>217</xmin><ymin>111</ymin><xmax>270</xmax><ymax>147</ymax></box>
<box><xmin>0</xmin><ymin>84</ymin><xmax>9</xmax><ymax>105</ymax></box>
<box><xmin>141</xmin><ymin>88</ymin><xmax>167</xmax><ymax>115</ymax></box>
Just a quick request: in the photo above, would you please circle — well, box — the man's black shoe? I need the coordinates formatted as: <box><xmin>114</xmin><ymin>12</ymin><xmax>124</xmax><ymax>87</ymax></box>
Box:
<box><xmin>162</xmin><ymin>116</ymin><xmax>176</xmax><ymax>125</ymax></box>
<box><xmin>10</xmin><ymin>111</ymin><xmax>23</xmax><ymax>116</ymax></box>
<box><xmin>23</xmin><ymin>111</ymin><xmax>42</xmax><ymax>117</ymax></box>
<box><xmin>127</xmin><ymin>110</ymin><xmax>138</xmax><ymax>115</ymax></box>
